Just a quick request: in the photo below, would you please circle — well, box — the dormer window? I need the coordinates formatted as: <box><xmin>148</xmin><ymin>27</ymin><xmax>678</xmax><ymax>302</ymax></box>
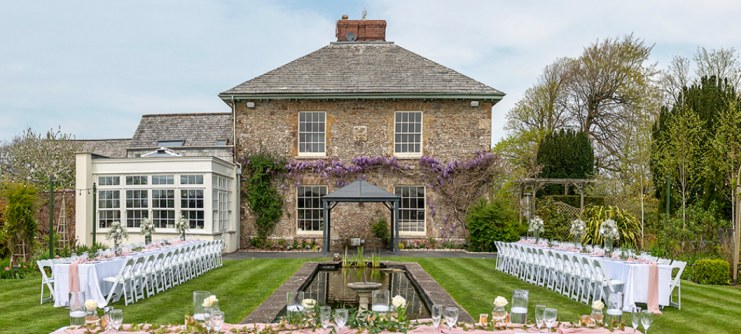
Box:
<box><xmin>157</xmin><ymin>140</ymin><xmax>184</xmax><ymax>147</ymax></box>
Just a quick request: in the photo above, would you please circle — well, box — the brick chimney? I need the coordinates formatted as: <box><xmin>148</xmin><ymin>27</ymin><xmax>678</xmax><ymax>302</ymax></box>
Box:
<box><xmin>336</xmin><ymin>16</ymin><xmax>387</xmax><ymax>42</ymax></box>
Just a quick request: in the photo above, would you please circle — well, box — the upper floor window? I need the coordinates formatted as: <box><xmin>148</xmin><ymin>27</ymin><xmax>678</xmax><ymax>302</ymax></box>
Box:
<box><xmin>98</xmin><ymin>176</ymin><xmax>120</xmax><ymax>186</ymax></box>
<box><xmin>394</xmin><ymin>111</ymin><xmax>423</xmax><ymax>156</ymax></box>
<box><xmin>181</xmin><ymin>175</ymin><xmax>204</xmax><ymax>185</ymax></box>
<box><xmin>395</xmin><ymin>186</ymin><xmax>425</xmax><ymax>233</ymax></box>
<box><xmin>298</xmin><ymin>111</ymin><xmax>326</xmax><ymax>156</ymax></box>
<box><xmin>126</xmin><ymin>176</ymin><xmax>148</xmax><ymax>185</ymax></box>
<box><xmin>297</xmin><ymin>185</ymin><xmax>326</xmax><ymax>232</ymax></box>
<box><xmin>152</xmin><ymin>175</ymin><xmax>174</xmax><ymax>185</ymax></box>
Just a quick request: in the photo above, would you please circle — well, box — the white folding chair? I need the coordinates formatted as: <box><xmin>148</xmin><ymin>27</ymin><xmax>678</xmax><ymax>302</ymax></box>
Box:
<box><xmin>669</xmin><ymin>260</ymin><xmax>687</xmax><ymax>309</ymax></box>
<box><xmin>131</xmin><ymin>256</ymin><xmax>148</xmax><ymax>302</ymax></box>
<box><xmin>103</xmin><ymin>258</ymin><xmax>136</xmax><ymax>305</ymax></box>
<box><xmin>591</xmin><ymin>259</ymin><xmax>624</xmax><ymax>304</ymax></box>
<box><xmin>37</xmin><ymin>260</ymin><xmax>55</xmax><ymax>304</ymax></box>
<box><xmin>658</xmin><ymin>258</ymin><xmax>672</xmax><ymax>265</ymax></box>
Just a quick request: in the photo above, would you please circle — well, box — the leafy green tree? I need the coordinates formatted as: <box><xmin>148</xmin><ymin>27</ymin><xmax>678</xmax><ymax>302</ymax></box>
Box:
<box><xmin>465</xmin><ymin>198</ymin><xmax>524</xmax><ymax>252</ymax></box>
<box><xmin>1</xmin><ymin>182</ymin><xmax>38</xmax><ymax>261</ymax></box>
<box><xmin>536</xmin><ymin>129</ymin><xmax>594</xmax><ymax>179</ymax></box>
<box><xmin>653</xmin><ymin>106</ymin><xmax>705</xmax><ymax>226</ymax></box>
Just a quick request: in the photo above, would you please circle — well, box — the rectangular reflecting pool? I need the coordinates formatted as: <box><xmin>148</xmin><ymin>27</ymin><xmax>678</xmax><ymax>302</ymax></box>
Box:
<box><xmin>300</xmin><ymin>264</ymin><xmax>431</xmax><ymax>320</ymax></box>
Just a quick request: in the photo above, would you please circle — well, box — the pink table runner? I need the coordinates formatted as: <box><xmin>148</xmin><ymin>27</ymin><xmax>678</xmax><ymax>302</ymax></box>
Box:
<box><xmin>68</xmin><ymin>260</ymin><xmax>80</xmax><ymax>293</ymax></box>
<box><xmin>646</xmin><ymin>264</ymin><xmax>662</xmax><ymax>314</ymax></box>
<box><xmin>54</xmin><ymin>323</ymin><xmax>641</xmax><ymax>334</ymax></box>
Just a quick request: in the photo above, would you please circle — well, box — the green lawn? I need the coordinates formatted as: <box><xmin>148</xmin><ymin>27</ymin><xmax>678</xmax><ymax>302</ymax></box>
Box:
<box><xmin>1</xmin><ymin>257</ymin><xmax>739</xmax><ymax>334</ymax></box>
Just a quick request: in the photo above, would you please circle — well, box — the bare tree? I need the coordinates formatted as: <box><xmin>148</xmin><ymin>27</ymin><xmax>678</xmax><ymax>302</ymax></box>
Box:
<box><xmin>0</xmin><ymin>128</ymin><xmax>79</xmax><ymax>188</ymax></box>
<box><xmin>695</xmin><ymin>47</ymin><xmax>741</xmax><ymax>90</ymax></box>
<box><xmin>566</xmin><ymin>34</ymin><xmax>656</xmax><ymax>173</ymax></box>
<box><xmin>659</xmin><ymin>56</ymin><xmax>692</xmax><ymax>105</ymax></box>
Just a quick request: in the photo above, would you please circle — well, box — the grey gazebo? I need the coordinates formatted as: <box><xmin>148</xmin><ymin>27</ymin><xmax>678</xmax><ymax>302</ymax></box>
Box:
<box><xmin>321</xmin><ymin>180</ymin><xmax>400</xmax><ymax>256</ymax></box>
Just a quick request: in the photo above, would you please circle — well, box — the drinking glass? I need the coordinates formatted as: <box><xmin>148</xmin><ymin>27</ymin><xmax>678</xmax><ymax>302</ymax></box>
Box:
<box><xmin>543</xmin><ymin>308</ymin><xmax>557</xmax><ymax>331</ymax></box>
<box><xmin>320</xmin><ymin>306</ymin><xmax>332</xmax><ymax>334</ymax></box>
<box><xmin>641</xmin><ymin>310</ymin><xmax>653</xmax><ymax>334</ymax></box>
<box><xmin>69</xmin><ymin>291</ymin><xmax>86</xmax><ymax>328</ymax></box>
<box><xmin>109</xmin><ymin>309</ymin><xmax>123</xmax><ymax>333</ymax></box>
<box><xmin>631</xmin><ymin>306</ymin><xmax>641</xmax><ymax>333</ymax></box>
<box><xmin>491</xmin><ymin>305</ymin><xmax>507</xmax><ymax>325</ymax></box>
<box><xmin>193</xmin><ymin>290</ymin><xmax>211</xmax><ymax>322</ymax></box>
<box><xmin>444</xmin><ymin>307</ymin><xmax>459</xmax><ymax>334</ymax></box>
<box><xmin>431</xmin><ymin>304</ymin><xmax>443</xmax><ymax>333</ymax></box>
<box><xmin>535</xmin><ymin>304</ymin><xmax>546</xmax><ymax>332</ymax></box>
<box><xmin>204</xmin><ymin>311</ymin><xmax>213</xmax><ymax>334</ymax></box>
<box><xmin>372</xmin><ymin>290</ymin><xmax>390</xmax><ymax>313</ymax></box>
<box><xmin>334</xmin><ymin>308</ymin><xmax>348</xmax><ymax>332</ymax></box>
<box><xmin>210</xmin><ymin>310</ymin><xmax>224</xmax><ymax>334</ymax></box>
<box><xmin>511</xmin><ymin>290</ymin><xmax>529</xmax><ymax>324</ymax></box>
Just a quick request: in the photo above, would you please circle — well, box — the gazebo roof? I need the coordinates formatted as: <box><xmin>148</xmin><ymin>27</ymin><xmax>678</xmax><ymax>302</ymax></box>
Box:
<box><xmin>323</xmin><ymin>180</ymin><xmax>399</xmax><ymax>202</ymax></box>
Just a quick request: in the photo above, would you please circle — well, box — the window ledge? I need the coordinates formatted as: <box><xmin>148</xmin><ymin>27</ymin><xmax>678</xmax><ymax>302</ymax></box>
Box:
<box><xmin>393</xmin><ymin>154</ymin><xmax>423</xmax><ymax>160</ymax></box>
<box><xmin>294</xmin><ymin>155</ymin><xmax>327</xmax><ymax>160</ymax></box>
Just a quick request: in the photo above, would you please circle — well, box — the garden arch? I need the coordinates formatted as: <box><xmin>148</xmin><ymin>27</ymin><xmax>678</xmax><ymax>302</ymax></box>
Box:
<box><xmin>321</xmin><ymin>180</ymin><xmax>400</xmax><ymax>256</ymax></box>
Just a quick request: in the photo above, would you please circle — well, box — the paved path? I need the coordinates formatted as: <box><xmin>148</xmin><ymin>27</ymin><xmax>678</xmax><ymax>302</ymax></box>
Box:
<box><xmin>223</xmin><ymin>250</ymin><xmax>497</xmax><ymax>260</ymax></box>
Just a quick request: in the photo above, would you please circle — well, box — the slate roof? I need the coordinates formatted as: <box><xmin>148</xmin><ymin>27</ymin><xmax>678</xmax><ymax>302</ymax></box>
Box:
<box><xmin>75</xmin><ymin>139</ymin><xmax>131</xmax><ymax>158</ymax></box>
<box><xmin>129</xmin><ymin>113</ymin><xmax>232</xmax><ymax>148</ymax></box>
<box><xmin>220</xmin><ymin>42</ymin><xmax>504</xmax><ymax>100</ymax></box>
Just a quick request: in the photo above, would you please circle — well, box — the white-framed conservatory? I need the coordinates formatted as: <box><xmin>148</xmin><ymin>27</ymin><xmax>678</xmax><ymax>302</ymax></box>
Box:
<box><xmin>75</xmin><ymin>151</ymin><xmax>240</xmax><ymax>252</ymax></box>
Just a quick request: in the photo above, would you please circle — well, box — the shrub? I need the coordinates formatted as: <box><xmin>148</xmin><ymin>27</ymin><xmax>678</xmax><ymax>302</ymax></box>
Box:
<box><xmin>2</xmin><ymin>182</ymin><xmax>38</xmax><ymax>261</ymax></box>
<box><xmin>371</xmin><ymin>218</ymin><xmax>390</xmax><ymax>247</ymax></box>
<box><xmin>465</xmin><ymin>198</ymin><xmax>524</xmax><ymax>252</ymax></box>
<box><xmin>582</xmin><ymin>205</ymin><xmax>640</xmax><ymax>248</ymax></box>
<box><xmin>692</xmin><ymin>258</ymin><xmax>730</xmax><ymax>285</ymax></box>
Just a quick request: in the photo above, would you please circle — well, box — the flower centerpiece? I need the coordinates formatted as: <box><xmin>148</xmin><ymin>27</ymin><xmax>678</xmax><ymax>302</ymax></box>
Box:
<box><xmin>570</xmin><ymin>219</ymin><xmax>586</xmax><ymax>247</ymax></box>
<box><xmin>491</xmin><ymin>296</ymin><xmax>508</xmax><ymax>324</ymax></box>
<box><xmin>391</xmin><ymin>295</ymin><xmax>408</xmax><ymax>321</ymax></box>
<box><xmin>528</xmin><ymin>216</ymin><xmax>544</xmax><ymax>244</ymax></box>
<box><xmin>590</xmin><ymin>300</ymin><xmax>604</xmax><ymax>325</ymax></box>
<box><xmin>106</xmin><ymin>221</ymin><xmax>128</xmax><ymax>256</ymax></box>
<box><xmin>599</xmin><ymin>219</ymin><xmax>620</xmax><ymax>252</ymax></box>
<box><xmin>140</xmin><ymin>217</ymin><xmax>155</xmax><ymax>245</ymax></box>
<box><xmin>84</xmin><ymin>299</ymin><xmax>99</xmax><ymax>324</ymax></box>
<box><xmin>175</xmin><ymin>215</ymin><xmax>189</xmax><ymax>241</ymax></box>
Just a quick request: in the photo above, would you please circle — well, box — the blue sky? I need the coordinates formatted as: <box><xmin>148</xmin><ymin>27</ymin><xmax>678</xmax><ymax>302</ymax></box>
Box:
<box><xmin>2</xmin><ymin>0</ymin><xmax>741</xmax><ymax>145</ymax></box>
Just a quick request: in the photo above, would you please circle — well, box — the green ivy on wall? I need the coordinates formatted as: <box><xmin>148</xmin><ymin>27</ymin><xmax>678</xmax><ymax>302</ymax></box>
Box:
<box><xmin>242</xmin><ymin>153</ymin><xmax>285</xmax><ymax>243</ymax></box>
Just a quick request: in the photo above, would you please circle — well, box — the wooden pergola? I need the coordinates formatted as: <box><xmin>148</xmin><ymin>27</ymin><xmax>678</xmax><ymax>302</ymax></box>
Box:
<box><xmin>517</xmin><ymin>178</ymin><xmax>596</xmax><ymax>222</ymax></box>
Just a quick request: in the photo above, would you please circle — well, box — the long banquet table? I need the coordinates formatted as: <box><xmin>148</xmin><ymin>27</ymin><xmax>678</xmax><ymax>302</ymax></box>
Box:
<box><xmin>53</xmin><ymin>323</ymin><xmax>642</xmax><ymax>334</ymax></box>
<box><xmin>514</xmin><ymin>241</ymin><xmax>672</xmax><ymax>311</ymax></box>
<box><xmin>53</xmin><ymin>239</ymin><xmax>205</xmax><ymax>308</ymax></box>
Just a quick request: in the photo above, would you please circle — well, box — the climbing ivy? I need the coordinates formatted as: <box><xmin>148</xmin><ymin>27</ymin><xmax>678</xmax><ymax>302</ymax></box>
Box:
<box><xmin>243</xmin><ymin>153</ymin><xmax>285</xmax><ymax>243</ymax></box>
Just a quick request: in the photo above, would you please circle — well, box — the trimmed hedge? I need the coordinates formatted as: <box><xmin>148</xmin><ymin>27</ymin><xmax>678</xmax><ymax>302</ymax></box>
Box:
<box><xmin>465</xmin><ymin>198</ymin><xmax>525</xmax><ymax>252</ymax></box>
<box><xmin>692</xmin><ymin>258</ymin><xmax>730</xmax><ymax>285</ymax></box>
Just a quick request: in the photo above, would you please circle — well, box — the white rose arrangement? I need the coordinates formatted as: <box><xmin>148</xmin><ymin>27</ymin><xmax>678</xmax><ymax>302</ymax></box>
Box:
<box><xmin>175</xmin><ymin>215</ymin><xmax>189</xmax><ymax>240</ymax></box>
<box><xmin>528</xmin><ymin>216</ymin><xmax>544</xmax><ymax>233</ymax></box>
<box><xmin>84</xmin><ymin>299</ymin><xmax>98</xmax><ymax>312</ymax></box>
<box><xmin>392</xmin><ymin>295</ymin><xmax>407</xmax><ymax>309</ymax></box>
<box><xmin>592</xmin><ymin>300</ymin><xmax>604</xmax><ymax>310</ymax></box>
<box><xmin>106</xmin><ymin>221</ymin><xmax>128</xmax><ymax>255</ymax></box>
<box><xmin>202</xmin><ymin>295</ymin><xmax>219</xmax><ymax>308</ymax></box>
<box><xmin>493</xmin><ymin>296</ymin><xmax>508</xmax><ymax>307</ymax></box>
<box><xmin>570</xmin><ymin>219</ymin><xmax>586</xmax><ymax>237</ymax></box>
<box><xmin>599</xmin><ymin>219</ymin><xmax>620</xmax><ymax>240</ymax></box>
<box><xmin>301</xmin><ymin>298</ymin><xmax>317</xmax><ymax>309</ymax></box>
<box><xmin>140</xmin><ymin>217</ymin><xmax>155</xmax><ymax>237</ymax></box>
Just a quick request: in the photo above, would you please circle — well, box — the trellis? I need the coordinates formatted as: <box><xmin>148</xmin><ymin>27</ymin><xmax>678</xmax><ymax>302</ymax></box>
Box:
<box><xmin>517</xmin><ymin>178</ymin><xmax>596</xmax><ymax>223</ymax></box>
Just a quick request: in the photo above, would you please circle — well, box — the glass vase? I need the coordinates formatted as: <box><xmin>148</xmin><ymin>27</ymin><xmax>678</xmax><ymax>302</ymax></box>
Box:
<box><xmin>591</xmin><ymin>308</ymin><xmax>604</xmax><ymax>326</ymax></box>
<box><xmin>193</xmin><ymin>290</ymin><xmax>211</xmax><ymax>322</ymax></box>
<box><xmin>510</xmin><ymin>290</ymin><xmax>528</xmax><ymax>324</ymax></box>
<box><xmin>491</xmin><ymin>306</ymin><xmax>507</xmax><ymax>325</ymax></box>
<box><xmin>604</xmin><ymin>238</ymin><xmax>614</xmax><ymax>254</ymax></box>
<box><xmin>145</xmin><ymin>235</ymin><xmax>152</xmax><ymax>245</ymax></box>
<box><xmin>180</xmin><ymin>233</ymin><xmax>186</xmax><ymax>241</ymax></box>
<box><xmin>534</xmin><ymin>231</ymin><xmax>540</xmax><ymax>245</ymax></box>
<box><xmin>69</xmin><ymin>291</ymin><xmax>86</xmax><ymax>328</ymax></box>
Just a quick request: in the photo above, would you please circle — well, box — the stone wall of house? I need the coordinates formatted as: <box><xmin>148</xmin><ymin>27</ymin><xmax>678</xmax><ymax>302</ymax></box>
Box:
<box><xmin>235</xmin><ymin>99</ymin><xmax>493</xmax><ymax>250</ymax></box>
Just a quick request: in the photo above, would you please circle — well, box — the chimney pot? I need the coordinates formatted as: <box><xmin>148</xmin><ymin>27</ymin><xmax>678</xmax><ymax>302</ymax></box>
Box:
<box><xmin>341</xmin><ymin>14</ymin><xmax>348</xmax><ymax>20</ymax></box>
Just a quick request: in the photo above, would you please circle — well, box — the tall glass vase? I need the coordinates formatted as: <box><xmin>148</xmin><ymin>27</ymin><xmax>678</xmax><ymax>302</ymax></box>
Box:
<box><xmin>534</xmin><ymin>231</ymin><xmax>540</xmax><ymax>245</ymax></box>
<box><xmin>193</xmin><ymin>290</ymin><xmax>211</xmax><ymax>322</ymax></box>
<box><xmin>511</xmin><ymin>290</ymin><xmax>529</xmax><ymax>324</ymax></box>
<box><xmin>604</xmin><ymin>238</ymin><xmax>614</xmax><ymax>254</ymax></box>
<box><xmin>144</xmin><ymin>234</ymin><xmax>152</xmax><ymax>245</ymax></box>
<box><xmin>69</xmin><ymin>291</ymin><xmax>86</xmax><ymax>328</ymax></box>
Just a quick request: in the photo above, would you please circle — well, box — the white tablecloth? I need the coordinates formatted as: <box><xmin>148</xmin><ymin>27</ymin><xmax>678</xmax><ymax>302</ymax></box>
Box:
<box><xmin>596</xmin><ymin>258</ymin><xmax>671</xmax><ymax>311</ymax></box>
<box><xmin>516</xmin><ymin>243</ymin><xmax>672</xmax><ymax>311</ymax></box>
<box><xmin>53</xmin><ymin>240</ymin><xmax>204</xmax><ymax>308</ymax></box>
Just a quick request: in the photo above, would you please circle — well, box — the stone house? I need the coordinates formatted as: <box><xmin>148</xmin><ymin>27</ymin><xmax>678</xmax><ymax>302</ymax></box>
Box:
<box><xmin>218</xmin><ymin>18</ymin><xmax>504</xmax><ymax>251</ymax></box>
